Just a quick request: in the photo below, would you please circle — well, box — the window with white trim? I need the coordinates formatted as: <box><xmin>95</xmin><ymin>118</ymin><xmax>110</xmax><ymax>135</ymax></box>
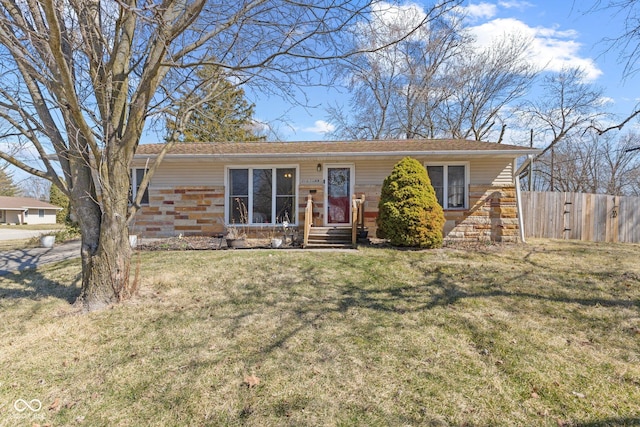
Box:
<box><xmin>426</xmin><ymin>164</ymin><xmax>468</xmax><ymax>209</ymax></box>
<box><xmin>227</xmin><ymin>167</ymin><xmax>297</xmax><ymax>225</ymax></box>
<box><xmin>38</xmin><ymin>209</ymin><xmax>45</xmax><ymax>218</ymax></box>
<box><xmin>130</xmin><ymin>168</ymin><xmax>149</xmax><ymax>205</ymax></box>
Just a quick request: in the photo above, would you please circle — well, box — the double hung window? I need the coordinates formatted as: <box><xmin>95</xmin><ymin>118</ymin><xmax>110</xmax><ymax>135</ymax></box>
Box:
<box><xmin>130</xmin><ymin>168</ymin><xmax>149</xmax><ymax>205</ymax></box>
<box><xmin>426</xmin><ymin>164</ymin><xmax>467</xmax><ymax>209</ymax></box>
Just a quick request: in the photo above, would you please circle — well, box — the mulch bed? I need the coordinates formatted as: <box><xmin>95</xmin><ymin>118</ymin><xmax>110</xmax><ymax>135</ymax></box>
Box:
<box><xmin>137</xmin><ymin>236</ymin><xmax>289</xmax><ymax>251</ymax></box>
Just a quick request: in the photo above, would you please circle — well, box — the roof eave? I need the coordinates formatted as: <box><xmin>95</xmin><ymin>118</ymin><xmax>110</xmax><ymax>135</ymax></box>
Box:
<box><xmin>135</xmin><ymin>149</ymin><xmax>541</xmax><ymax>160</ymax></box>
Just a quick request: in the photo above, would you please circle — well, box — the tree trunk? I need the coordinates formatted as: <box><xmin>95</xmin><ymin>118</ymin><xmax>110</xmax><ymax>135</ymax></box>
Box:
<box><xmin>71</xmin><ymin>150</ymin><xmax>134</xmax><ymax>312</ymax></box>
<box><xmin>76</xmin><ymin>220</ymin><xmax>132</xmax><ymax>311</ymax></box>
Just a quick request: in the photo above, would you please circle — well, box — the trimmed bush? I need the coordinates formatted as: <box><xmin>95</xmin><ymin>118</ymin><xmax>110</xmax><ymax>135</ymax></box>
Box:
<box><xmin>376</xmin><ymin>157</ymin><xmax>445</xmax><ymax>248</ymax></box>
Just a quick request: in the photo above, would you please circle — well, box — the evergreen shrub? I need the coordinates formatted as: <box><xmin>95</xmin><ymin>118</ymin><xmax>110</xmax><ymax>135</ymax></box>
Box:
<box><xmin>376</xmin><ymin>157</ymin><xmax>445</xmax><ymax>248</ymax></box>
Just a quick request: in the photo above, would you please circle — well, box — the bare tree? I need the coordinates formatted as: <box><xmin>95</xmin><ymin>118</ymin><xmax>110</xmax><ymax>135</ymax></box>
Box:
<box><xmin>19</xmin><ymin>176</ymin><xmax>51</xmax><ymax>200</ymax></box>
<box><xmin>328</xmin><ymin>7</ymin><xmax>466</xmax><ymax>140</ymax></box>
<box><xmin>524</xmin><ymin>68</ymin><xmax>606</xmax><ymax>160</ymax></box>
<box><xmin>329</xmin><ymin>14</ymin><xmax>535</xmax><ymax>142</ymax></box>
<box><xmin>532</xmin><ymin>132</ymin><xmax>640</xmax><ymax>194</ymax></box>
<box><xmin>582</xmin><ymin>1</ymin><xmax>640</xmax><ymax>133</ymax></box>
<box><xmin>438</xmin><ymin>33</ymin><xmax>536</xmax><ymax>141</ymax></box>
<box><xmin>0</xmin><ymin>0</ymin><xmax>460</xmax><ymax>311</ymax></box>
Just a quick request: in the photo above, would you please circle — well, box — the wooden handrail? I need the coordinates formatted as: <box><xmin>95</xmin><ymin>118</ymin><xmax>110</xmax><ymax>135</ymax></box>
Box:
<box><xmin>303</xmin><ymin>194</ymin><xmax>313</xmax><ymax>247</ymax></box>
<box><xmin>351</xmin><ymin>195</ymin><xmax>358</xmax><ymax>247</ymax></box>
<box><xmin>351</xmin><ymin>194</ymin><xmax>366</xmax><ymax>247</ymax></box>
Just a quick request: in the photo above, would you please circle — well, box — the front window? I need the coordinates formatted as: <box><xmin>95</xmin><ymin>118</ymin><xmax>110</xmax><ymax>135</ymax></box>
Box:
<box><xmin>130</xmin><ymin>168</ymin><xmax>149</xmax><ymax>205</ymax></box>
<box><xmin>227</xmin><ymin>167</ymin><xmax>296</xmax><ymax>225</ymax></box>
<box><xmin>426</xmin><ymin>164</ymin><xmax>468</xmax><ymax>209</ymax></box>
<box><xmin>38</xmin><ymin>209</ymin><xmax>45</xmax><ymax>217</ymax></box>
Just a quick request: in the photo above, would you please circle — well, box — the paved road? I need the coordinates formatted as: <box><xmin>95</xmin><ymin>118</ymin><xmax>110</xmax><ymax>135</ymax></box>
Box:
<box><xmin>0</xmin><ymin>240</ymin><xmax>81</xmax><ymax>275</ymax></box>
<box><xmin>0</xmin><ymin>228</ymin><xmax>60</xmax><ymax>241</ymax></box>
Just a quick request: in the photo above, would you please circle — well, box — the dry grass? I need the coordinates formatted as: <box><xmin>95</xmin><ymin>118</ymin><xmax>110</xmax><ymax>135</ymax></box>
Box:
<box><xmin>0</xmin><ymin>224</ymin><xmax>64</xmax><ymax>231</ymax></box>
<box><xmin>0</xmin><ymin>238</ymin><xmax>37</xmax><ymax>251</ymax></box>
<box><xmin>0</xmin><ymin>239</ymin><xmax>639</xmax><ymax>426</ymax></box>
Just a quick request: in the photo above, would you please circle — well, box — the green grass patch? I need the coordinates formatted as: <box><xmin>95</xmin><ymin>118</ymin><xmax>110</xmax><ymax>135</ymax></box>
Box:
<box><xmin>1</xmin><ymin>240</ymin><xmax>639</xmax><ymax>426</ymax></box>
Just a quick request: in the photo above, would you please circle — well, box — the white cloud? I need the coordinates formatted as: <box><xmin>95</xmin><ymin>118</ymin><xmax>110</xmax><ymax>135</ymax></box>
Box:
<box><xmin>468</xmin><ymin>18</ymin><xmax>602</xmax><ymax>81</ymax></box>
<box><xmin>498</xmin><ymin>0</ymin><xmax>533</xmax><ymax>10</ymax></box>
<box><xmin>302</xmin><ymin>120</ymin><xmax>335</xmax><ymax>134</ymax></box>
<box><xmin>598</xmin><ymin>96</ymin><xmax>615</xmax><ymax>106</ymax></box>
<box><xmin>461</xmin><ymin>3</ymin><xmax>498</xmax><ymax>20</ymax></box>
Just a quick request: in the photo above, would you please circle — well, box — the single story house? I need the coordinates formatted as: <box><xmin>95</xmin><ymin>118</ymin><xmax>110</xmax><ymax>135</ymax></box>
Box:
<box><xmin>130</xmin><ymin>139</ymin><xmax>539</xmax><ymax>244</ymax></box>
<box><xmin>0</xmin><ymin>196</ymin><xmax>62</xmax><ymax>225</ymax></box>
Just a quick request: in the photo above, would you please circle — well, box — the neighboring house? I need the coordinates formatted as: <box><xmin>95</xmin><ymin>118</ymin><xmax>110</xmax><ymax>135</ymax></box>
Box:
<box><xmin>0</xmin><ymin>196</ymin><xmax>62</xmax><ymax>225</ymax></box>
<box><xmin>130</xmin><ymin>139</ymin><xmax>540</xmax><ymax>243</ymax></box>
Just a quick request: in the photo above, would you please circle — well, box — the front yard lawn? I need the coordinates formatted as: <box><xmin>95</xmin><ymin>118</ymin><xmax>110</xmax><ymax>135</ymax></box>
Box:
<box><xmin>1</xmin><ymin>239</ymin><xmax>639</xmax><ymax>426</ymax></box>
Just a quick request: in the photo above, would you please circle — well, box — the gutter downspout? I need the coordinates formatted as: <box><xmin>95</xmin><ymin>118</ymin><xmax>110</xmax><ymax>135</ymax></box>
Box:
<box><xmin>515</xmin><ymin>175</ymin><xmax>526</xmax><ymax>244</ymax></box>
<box><xmin>514</xmin><ymin>155</ymin><xmax>534</xmax><ymax>244</ymax></box>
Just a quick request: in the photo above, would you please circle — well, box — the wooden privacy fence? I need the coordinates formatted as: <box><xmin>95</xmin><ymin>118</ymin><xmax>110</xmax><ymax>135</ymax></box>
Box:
<box><xmin>520</xmin><ymin>191</ymin><xmax>640</xmax><ymax>243</ymax></box>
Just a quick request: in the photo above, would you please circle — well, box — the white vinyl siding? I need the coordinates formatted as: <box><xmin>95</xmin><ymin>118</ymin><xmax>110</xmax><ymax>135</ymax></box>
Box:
<box><xmin>470</xmin><ymin>158</ymin><xmax>514</xmax><ymax>186</ymax></box>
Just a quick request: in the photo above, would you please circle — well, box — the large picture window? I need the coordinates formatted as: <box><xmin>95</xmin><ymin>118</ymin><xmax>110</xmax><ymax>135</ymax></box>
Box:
<box><xmin>426</xmin><ymin>164</ymin><xmax>468</xmax><ymax>209</ymax></box>
<box><xmin>227</xmin><ymin>167</ymin><xmax>296</xmax><ymax>225</ymax></box>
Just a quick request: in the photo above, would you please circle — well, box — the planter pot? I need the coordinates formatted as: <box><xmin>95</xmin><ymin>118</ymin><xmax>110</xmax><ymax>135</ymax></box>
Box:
<box><xmin>357</xmin><ymin>229</ymin><xmax>369</xmax><ymax>241</ymax></box>
<box><xmin>129</xmin><ymin>235</ymin><xmax>138</xmax><ymax>248</ymax></box>
<box><xmin>226</xmin><ymin>238</ymin><xmax>247</xmax><ymax>249</ymax></box>
<box><xmin>40</xmin><ymin>235</ymin><xmax>55</xmax><ymax>248</ymax></box>
<box><xmin>270</xmin><ymin>238</ymin><xmax>283</xmax><ymax>248</ymax></box>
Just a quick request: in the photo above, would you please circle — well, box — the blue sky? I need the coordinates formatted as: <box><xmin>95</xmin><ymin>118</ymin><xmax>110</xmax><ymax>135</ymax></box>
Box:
<box><xmin>246</xmin><ymin>0</ymin><xmax>639</xmax><ymax>142</ymax></box>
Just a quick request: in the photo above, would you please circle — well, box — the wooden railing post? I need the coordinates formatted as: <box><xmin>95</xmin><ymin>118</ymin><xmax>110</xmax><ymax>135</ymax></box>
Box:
<box><xmin>359</xmin><ymin>194</ymin><xmax>365</xmax><ymax>231</ymax></box>
<box><xmin>303</xmin><ymin>194</ymin><xmax>313</xmax><ymax>248</ymax></box>
<box><xmin>351</xmin><ymin>195</ymin><xmax>358</xmax><ymax>247</ymax></box>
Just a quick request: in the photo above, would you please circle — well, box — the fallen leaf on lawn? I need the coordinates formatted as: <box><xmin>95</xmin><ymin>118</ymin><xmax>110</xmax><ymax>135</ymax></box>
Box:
<box><xmin>244</xmin><ymin>375</ymin><xmax>260</xmax><ymax>388</ymax></box>
<box><xmin>571</xmin><ymin>391</ymin><xmax>585</xmax><ymax>399</ymax></box>
<box><xmin>49</xmin><ymin>398</ymin><xmax>60</xmax><ymax>411</ymax></box>
<box><xmin>531</xmin><ymin>392</ymin><xmax>540</xmax><ymax>399</ymax></box>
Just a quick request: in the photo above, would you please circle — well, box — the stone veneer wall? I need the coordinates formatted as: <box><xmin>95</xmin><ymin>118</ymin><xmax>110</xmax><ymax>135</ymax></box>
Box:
<box><xmin>355</xmin><ymin>184</ymin><xmax>520</xmax><ymax>243</ymax></box>
<box><xmin>131</xmin><ymin>186</ymin><xmax>225</xmax><ymax>237</ymax></box>
<box><xmin>443</xmin><ymin>185</ymin><xmax>519</xmax><ymax>243</ymax></box>
<box><xmin>132</xmin><ymin>184</ymin><xmax>520</xmax><ymax>242</ymax></box>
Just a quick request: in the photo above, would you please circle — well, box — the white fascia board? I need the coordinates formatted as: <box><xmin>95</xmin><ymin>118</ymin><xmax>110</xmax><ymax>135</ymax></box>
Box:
<box><xmin>136</xmin><ymin>149</ymin><xmax>541</xmax><ymax>160</ymax></box>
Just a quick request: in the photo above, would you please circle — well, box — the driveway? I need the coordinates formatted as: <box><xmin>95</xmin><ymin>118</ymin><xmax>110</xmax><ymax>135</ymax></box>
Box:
<box><xmin>0</xmin><ymin>228</ymin><xmax>60</xmax><ymax>241</ymax></box>
<box><xmin>0</xmin><ymin>240</ymin><xmax>81</xmax><ymax>275</ymax></box>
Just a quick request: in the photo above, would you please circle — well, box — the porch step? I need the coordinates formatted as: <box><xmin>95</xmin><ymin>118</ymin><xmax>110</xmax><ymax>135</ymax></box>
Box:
<box><xmin>305</xmin><ymin>226</ymin><xmax>354</xmax><ymax>248</ymax></box>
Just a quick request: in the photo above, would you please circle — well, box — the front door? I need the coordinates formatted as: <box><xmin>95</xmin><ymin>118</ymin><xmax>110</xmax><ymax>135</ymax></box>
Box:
<box><xmin>325</xmin><ymin>165</ymin><xmax>353</xmax><ymax>225</ymax></box>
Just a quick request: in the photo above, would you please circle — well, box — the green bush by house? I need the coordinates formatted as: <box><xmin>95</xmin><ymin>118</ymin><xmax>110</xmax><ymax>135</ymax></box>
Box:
<box><xmin>49</xmin><ymin>182</ymin><xmax>70</xmax><ymax>224</ymax></box>
<box><xmin>376</xmin><ymin>157</ymin><xmax>445</xmax><ymax>248</ymax></box>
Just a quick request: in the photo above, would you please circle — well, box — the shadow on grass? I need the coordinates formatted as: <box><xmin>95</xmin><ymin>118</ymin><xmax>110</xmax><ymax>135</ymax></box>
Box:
<box><xmin>336</xmin><ymin>265</ymin><xmax>639</xmax><ymax>315</ymax></box>
<box><xmin>574</xmin><ymin>418</ymin><xmax>640</xmax><ymax>427</ymax></box>
<box><xmin>0</xmin><ymin>259</ymin><xmax>81</xmax><ymax>304</ymax></box>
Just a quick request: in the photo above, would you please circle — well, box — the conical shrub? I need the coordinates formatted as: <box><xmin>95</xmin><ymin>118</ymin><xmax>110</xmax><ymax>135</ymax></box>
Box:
<box><xmin>376</xmin><ymin>157</ymin><xmax>445</xmax><ymax>248</ymax></box>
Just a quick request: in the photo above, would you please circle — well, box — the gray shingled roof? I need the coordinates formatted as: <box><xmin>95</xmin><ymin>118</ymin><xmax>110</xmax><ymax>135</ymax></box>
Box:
<box><xmin>0</xmin><ymin>196</ymin><xmax>63</xmax><ymax>211</ymax></box>
<box><xmin>135</xmin><ymin>139</ymin><xmax>539</xmax><ymax>157</ymax></box>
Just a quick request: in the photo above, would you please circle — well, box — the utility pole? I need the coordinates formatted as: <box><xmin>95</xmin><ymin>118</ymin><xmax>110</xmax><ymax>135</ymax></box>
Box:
<box><xmin>550</xmin><ymin>145</ymin><xmax>555</xmax><ymax>191</ymax></box>
<box><xmin>528</xmin><ymin>129</ymin><xmax>534</xmax><ymax>191</ymax></box>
